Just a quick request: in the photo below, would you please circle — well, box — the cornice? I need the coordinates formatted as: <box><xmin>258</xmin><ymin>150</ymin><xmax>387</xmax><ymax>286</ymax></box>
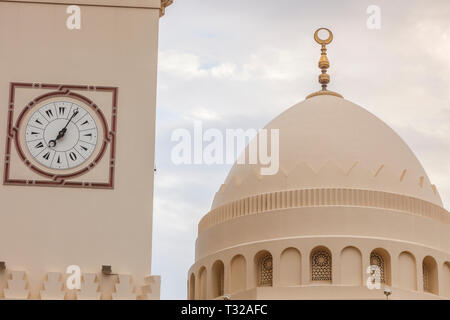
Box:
<box><xmin>160</xmin><ymin>0</ymin><xmax>173</xmax><ymax>17</ymax></box>
<box><xmin>0</xmin><ymin>0</ymin><xmax>173</xmax><ymax>16</ymax></box>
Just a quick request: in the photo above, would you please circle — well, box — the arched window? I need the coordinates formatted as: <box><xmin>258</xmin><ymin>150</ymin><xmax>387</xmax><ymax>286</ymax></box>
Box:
<box><xmin>370</xmin><ymin>252</ymin><xmax>386</xmax><ymax>284</ymax></box>
<box><xmin>230</xmin><ymin>255</ymin><xmax>246</xmax><ymax>293</ymax></box>
<box><xmin>198</xmin><ymin>267</ymin><xmax>207</xmax><ymax>300</ymax></box>
<box><xmin>423</xmin><ymin>264</ymin><xmax>429</xmax><ymax>291</ymax></box>
<box><xmin>311</xmin><ymin>248</ymin><xmax>332</xmax><ymax>282</ymax></box>
<box><xmin>340</xmin><ymin>246</ymin><xmax>362</xmax><ymax>285</ymax></box>
<box><xmin>398</xmin><ymin>251</ymin><xmax>417</xmax><ymax>291</ymax></box>
<box><xmin>189</xmin><ymin>273</ymin><xmax>196</xmax><ymax>300</ymax></box>
<box><xmin>370</xmin><ymin>248</ymin><xmax>391</xmax><ymax>285</ymax></box>
<box><xmin>423</xmin><ymin>256</ymin><xmax>438</xmax><ymax>294</ymax></box>
<box><xmin>444</xmin><ymin>262</ymin><xmax>450</xmax><ymax>298</ymax></box>
<box><xmin>255</xmin><ymin>251</ymin><xmax>273</xmax><ymax>287</ymax></box>
<box><xmin>212</xmin><ymin>260</ymin><xmax>224</xmax><ymax>298</ymax></box>
<box><xmin>280</xmin><ymin>248</ymin><xmax>301</xmax><ymax>286</ymax></box>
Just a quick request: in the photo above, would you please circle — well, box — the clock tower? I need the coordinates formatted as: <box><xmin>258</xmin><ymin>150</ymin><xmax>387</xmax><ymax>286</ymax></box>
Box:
<box><xmin>0</xmin><ymin>0</ymin><xmax>173</xmax><ymax>299</ymax></box>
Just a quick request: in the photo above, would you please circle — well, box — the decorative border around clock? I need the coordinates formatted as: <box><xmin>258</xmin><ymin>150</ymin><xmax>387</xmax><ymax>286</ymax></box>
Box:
<box><xmin>3</xmin><ymin>82</ymin><xmax>118</xmax><ymax>189</ymax></box>
<box><xmin>15</xmin><ymin>91</ymin><xmax>109</xmax><ymax>181</ymax></box>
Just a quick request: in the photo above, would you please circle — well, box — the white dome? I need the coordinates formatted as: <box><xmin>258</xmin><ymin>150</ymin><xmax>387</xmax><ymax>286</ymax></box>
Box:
<box><xmin>212</xmin><ymin>95</ymin><xmax>443</xmax><ymax>209</ymax></box>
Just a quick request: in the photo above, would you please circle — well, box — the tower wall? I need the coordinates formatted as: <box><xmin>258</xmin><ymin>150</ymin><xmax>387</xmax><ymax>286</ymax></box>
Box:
<box><xmin>0</xmin><ymin>0</ymin><xmax>167</xmax><ymax>299</ymax></box>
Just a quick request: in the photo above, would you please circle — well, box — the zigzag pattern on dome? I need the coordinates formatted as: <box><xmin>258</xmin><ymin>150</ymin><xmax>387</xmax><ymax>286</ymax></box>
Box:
<box><xmin>211</xmin><ymin>160</ymin><xmax>442</xmax><ymax>210</ymax></box>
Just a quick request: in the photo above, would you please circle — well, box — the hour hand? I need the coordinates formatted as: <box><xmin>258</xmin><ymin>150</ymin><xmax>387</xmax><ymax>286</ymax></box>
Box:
<box><xmin>48</xmin><ymin>128</ymin><xmax>67</xmax><ymax>148</ymax></box>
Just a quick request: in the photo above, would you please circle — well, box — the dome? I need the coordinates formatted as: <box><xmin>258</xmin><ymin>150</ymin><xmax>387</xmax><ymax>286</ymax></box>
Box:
<box><xmin>190</xmin><ymin>28</ymin><xmax>450</xmax><ymax>302</ymax></box>
<box><xmin>212</xmin><ymin>95</ymin><xmax>443</xmax><ymax>209</ymax></box>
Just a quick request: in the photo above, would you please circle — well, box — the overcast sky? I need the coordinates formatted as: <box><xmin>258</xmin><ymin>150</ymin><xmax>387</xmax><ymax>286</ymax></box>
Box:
<box><xmin>152</xmin><ymin>0</ymin><xmax>450</xmax><ymax>299</ymax></box>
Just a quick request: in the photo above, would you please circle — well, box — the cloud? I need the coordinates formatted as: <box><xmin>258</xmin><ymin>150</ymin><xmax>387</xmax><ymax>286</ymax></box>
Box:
<box><xmin>154</xmin><ymin>0</ymin><xmax>450</xmax><ymax>299</ymax></box>
<box><xmin>159</xmin><ymin>50</ymin><xmax>237</xmax><ymax>79</ymax></box>
<box><xmin>159</xmin><ymin>48</ymin><xmax>310</xmax><ymax>82</ymax></box>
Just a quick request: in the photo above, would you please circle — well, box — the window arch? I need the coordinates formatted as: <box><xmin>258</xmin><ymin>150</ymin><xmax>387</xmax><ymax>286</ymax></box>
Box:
<box><xmin>211</xmin><ymin>260</ymin><xmax>225</xmax><ymax>298</ymax></box>
<box><xmin>311</xmin><ymin>247</ymin><xmax>332</xmax><ymax>282</ymax></box>
<box><xmin>444</xmin><ymin>262</ymin><xmax>450</xmax><ymax>298</ymax></box>
<box><xmin>230</xmin><ymin>255</ymin><xmax>247</xmax><ymax>294</ymax></box>
<box><xmin>370</xmin><ymin>248</ymin><xmax>391</xmax><ymax>285</ymax></box>
<box><xmin>189</xmin><ymin>273</ymin><xmax>196</xmax><ymax>300</ymax></box>
<box><xmin>254</xmin><ymin>251</ymin><xmax>273</xmax><ymax>287</ymax></box>
<box><xmin>398</xmin><ymin>251</ymin><xmax>417</xmax><ymax>291</ymax></box>
<box><xmin>198</xmin><ymin>267</ymin><xmax>207</xmax><ymax>300</ymax></box>
<box><xmin>340</xmin><ymin>246</ymin><xmax>362</xmax><ymax>285</ymax></box>
<box><xmin>370</xmin><ymin>252</ymin><xmax>386</xmax><ymax>283</ymax></box>
<box><xmin>423</xmin><ymin>256</ymin><xmax>438</xmax><ymax>295</ymax></box>
<box><xmin>280</xmin><ymin>248</ymin><xmax>301</xmax><ymax>286</ymax></box>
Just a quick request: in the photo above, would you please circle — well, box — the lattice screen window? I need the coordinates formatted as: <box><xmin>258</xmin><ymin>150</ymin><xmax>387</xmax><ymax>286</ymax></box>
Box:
<box><xmin>423</xmin><ymin>264</ymin><xmax>430</xmax><ymax>292</ymax></box>
<box><xmin>259</xmin><ymin>254</ymin><xmax>273</xmax><ymax>287</ymax></box>
<box><xmin>370</xmin><ymin>253</ymin><xmax>385</xmax><ymax>283</ymax></box>
<box><xmin>311</xmin><ymin>251</ymin><xmax>332</xmax><ymax>281</ymax></box>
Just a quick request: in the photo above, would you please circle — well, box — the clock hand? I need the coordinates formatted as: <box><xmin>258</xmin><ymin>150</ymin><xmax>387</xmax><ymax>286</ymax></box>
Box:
<box><xmin>62</xmin><ymin>108</ymin><xmax>79</xmax><ymax>130</ymax></box>
<box><xmin>48</xmin><ymin>109</ymin><xmax>79</xmax><ymax>148</ymax></box>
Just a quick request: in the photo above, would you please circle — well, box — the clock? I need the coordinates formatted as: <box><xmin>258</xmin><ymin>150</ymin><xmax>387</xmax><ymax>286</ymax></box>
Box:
<box><xmin>25</xmin><ymin>101</ymin><xmax>99</xmax><ymax>170</ymax></box>
<box><xmin>4</xmin><ymin>83</ymin><xmax>118</xmax><ymax>189</ymax></box>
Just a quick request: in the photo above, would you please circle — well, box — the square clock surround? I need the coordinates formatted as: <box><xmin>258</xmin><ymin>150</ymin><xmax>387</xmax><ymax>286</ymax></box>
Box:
<box><xmin>4</xmin><ymin>82</ymin><xmax>118</xmax><ymax>189</ymax></box>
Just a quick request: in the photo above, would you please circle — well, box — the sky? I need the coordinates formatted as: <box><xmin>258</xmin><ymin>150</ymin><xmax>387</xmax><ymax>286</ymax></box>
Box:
<box><xmin>152</xmin><ymin>0</ymin><xmax>450</xmax><ymax>299</ymax></box>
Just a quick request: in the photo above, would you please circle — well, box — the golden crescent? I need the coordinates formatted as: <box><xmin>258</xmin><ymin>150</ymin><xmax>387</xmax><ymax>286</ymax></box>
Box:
<box><xmin>314</xmin><ymin>28</ymin><xmax>333</xmax><ymax>45</ymax></box>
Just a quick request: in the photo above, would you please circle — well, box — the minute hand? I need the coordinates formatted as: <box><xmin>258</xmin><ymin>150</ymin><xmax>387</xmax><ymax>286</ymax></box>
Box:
<box><xmin>63</xmin><ymin>109</ymin><xmax>79</xmax><ymax>130</ymax></box>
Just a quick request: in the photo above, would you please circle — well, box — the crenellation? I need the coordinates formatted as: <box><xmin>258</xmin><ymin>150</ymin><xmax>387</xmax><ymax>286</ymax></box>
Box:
<box><xmin>112</xmin><ymin>275</ymin><xmax>136</xmax><ymax>300</ymax></box>
<box><xmin>4</xmin><ymin>271</ymin><xmax>29</xmax><ymax>300</ymax></box>
<box><xmin>77</xmin><ymin>274</ymin><xmax>101</xmax><ymax>300</ymax></box>
<box><xmin>40</xmin><ymin>272</ymin><xmax>65</xmax><ymax>300</ymax></box>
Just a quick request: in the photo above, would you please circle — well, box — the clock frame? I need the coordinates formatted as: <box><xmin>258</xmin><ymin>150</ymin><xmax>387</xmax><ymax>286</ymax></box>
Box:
<box><xmin>4</xmin><ymin>82</ymin><xmax>118</xmax><ymax>189</ymax></box>
<box><xmin>24</xmin><ymin>99</ymin><xmax>101</xmax><ymax>171</ymax></box>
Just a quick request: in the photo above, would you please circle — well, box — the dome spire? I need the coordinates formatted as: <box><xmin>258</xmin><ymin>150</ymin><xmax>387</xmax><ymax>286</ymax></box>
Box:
<box><xmin>306</xmin><ymin>28</ymin><xmax>343</xmax><ymax>99</ymax></box>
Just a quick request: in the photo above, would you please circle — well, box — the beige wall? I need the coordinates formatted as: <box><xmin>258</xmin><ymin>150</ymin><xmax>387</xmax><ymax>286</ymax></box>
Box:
<box><xmin>0</xmin><ymin>1</ymin><xmax>163</xmax><ymax>299</ymax></box>
<box><xmin>196</xmin><ymin>205</ymin><xmax>450</xmax><ymax>261</ymax></box>
<box><xmin>189</xmin><ymin>233</ymin><xmax>450</xmax><ymax>300</ymax></box>
<box><xmin>189</xmin><ymin>203</ymin><xmax>450</xmax><ymax>300</ymax></box>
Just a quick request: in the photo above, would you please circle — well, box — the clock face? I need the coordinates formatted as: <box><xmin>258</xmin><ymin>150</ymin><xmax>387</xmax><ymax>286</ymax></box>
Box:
<box><xmin>24</xmin><ymin>101</ymin><xmax>98</xmax><ymax>170</ymax></box>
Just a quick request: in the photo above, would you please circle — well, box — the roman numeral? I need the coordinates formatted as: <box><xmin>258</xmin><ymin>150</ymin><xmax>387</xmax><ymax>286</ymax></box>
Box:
<box><xmin>35</xmin><ymin>119</ymin><xmax>42</xmax><ymax>125</ymax></box>
<box><xmin>80</xmin><ymin>145</ymin><xmax>88</xmax><ymax>151</ymax></box>
<box><xmin>84</xmin><ymin>133</ymin><xmax>93</xmax><ymax>137</ymax></box>
<box><xmin>35</xmin><ymin>142</ymin><xmax>44</xmax><ymax>149</ymax></box>
<box><xmin>45</xmin><ymin>109</ymin><xmax>53</xmax><ymax>118</ymax></box>
<box><xmin>59</xmin><ymin>107</ymin><xmax>66</xmax><ymax>115</ymax></box>
<box><xmin>69</xmin><ymin>152</ymin><xmax>77</xmax><ymax>161</ymax></box>
<box><xmin>31</xmin><ymin>131</ymin><xmax>39</xmax><ymax>135</ymax></box>
<box><xmin>57</xmin><ymin>156</ymin><xmax>61</xmax><ymax>164</ymax></box>
<box><xmin>42</xmin><ymin>152</ymin><xmax>50</xmax><ymax>160</ymax></box>
<box><xmin>81</xmin><ymin>120</ymin><xmax>89</xmax><ymax>126</ymax></box>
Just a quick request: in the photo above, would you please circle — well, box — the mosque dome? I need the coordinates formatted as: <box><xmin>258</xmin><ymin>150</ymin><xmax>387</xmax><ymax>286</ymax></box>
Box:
<box><xmin>211</xmin><ymin>94</ymin><xmax>443</xmax><ymax>210</ymax></box>
<box><xmin>188</xmin><ymin>28</ymin><xmax>450</xmax><ymax>301</ymax></box>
